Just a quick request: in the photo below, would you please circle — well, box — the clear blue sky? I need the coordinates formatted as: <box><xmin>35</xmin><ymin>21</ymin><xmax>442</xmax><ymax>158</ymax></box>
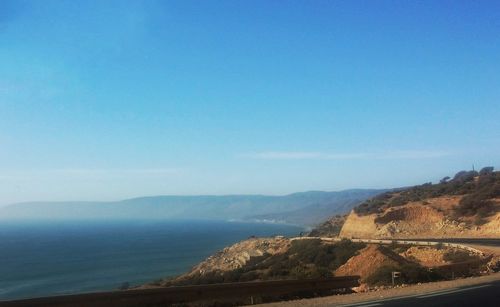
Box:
<box><xmin>1</xmin><ymin>0</ymin><xmax>499</xmax><ymax>204</ymax></box>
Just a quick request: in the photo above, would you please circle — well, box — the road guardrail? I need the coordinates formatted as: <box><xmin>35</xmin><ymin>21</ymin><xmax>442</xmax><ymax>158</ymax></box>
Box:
<box><xmin>0</xmin><ymin>276</ymin><xmax>360</xmax><ymax>307</ymax></box>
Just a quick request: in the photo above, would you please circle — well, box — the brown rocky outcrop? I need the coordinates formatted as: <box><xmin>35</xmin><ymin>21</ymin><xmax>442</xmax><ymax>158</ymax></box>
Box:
<box><xmin>399</xmin><ymin>246</ymin><xmax>450</xmax><ymax>267</ymax></box>
<box><xmin>165</xmin><ymin>236</ymin><xmax>290</xmax><ymax>285</ymax></box>
<box><xmin>334</xmin><ymin>245</ymin><xmax>409</xmax><ymax>281</ymax></box>
<box><xmin>339</xmin><ymin>197</ymin><xmax>500</xmax><ymax>239</ymax></box>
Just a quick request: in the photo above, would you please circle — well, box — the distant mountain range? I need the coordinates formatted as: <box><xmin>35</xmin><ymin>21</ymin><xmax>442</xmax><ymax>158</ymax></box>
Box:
<box><xmin>0</xmin><ymin>189</ymin><xmax>385</xmax><ymax>226</ymax></box>
<box><xmin>248</xmin><ymin>189</ymin><xmax>384</xmax><ymax>226</ymax></box>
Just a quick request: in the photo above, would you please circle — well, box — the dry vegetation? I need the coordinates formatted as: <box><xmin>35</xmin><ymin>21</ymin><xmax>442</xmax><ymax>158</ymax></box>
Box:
<box><xmin>354</xmin><ymin>168</ymin><xmax>499</xmax><ymax>219</ymax></box>
<box><xmin>308</xmin><ymin>214</ymin><xmax>347</xmax><ymax>237</ymax></box>
<box><xmin>145</xmin><ymin>238</ymin><xmax>487</xmax><ymax>291</ymax></box>
<box><xmin>334</xmin><ymin>168</ymin><xmax>500</xmax><ymax>239</ymax></box>
<box><xmin>155</xmin><ymin>238</ymin><xmax>366</xmax><ymax>286</ymax></box>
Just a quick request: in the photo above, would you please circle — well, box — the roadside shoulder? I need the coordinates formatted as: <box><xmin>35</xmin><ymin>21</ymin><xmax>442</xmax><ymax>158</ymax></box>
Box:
<box><xmin>254</xmin><ymin>272</ymin><xmax>500</xmax><ymax>307</ymax></box>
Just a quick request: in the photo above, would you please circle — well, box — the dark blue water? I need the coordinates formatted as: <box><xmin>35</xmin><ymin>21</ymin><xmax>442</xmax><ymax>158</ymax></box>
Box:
<box><xmin>0</xmin><ymin>220</ymin><xmax>302</xmax><ymax>300</ymax></box>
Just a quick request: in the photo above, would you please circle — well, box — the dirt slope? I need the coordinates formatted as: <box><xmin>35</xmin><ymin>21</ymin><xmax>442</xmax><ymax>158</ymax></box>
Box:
<box><xmin>335</xmin><ymin>245</ymin><xmax>409</xmax><ymax>281</ymax></box>
<box><xmin>336</xmin><ymin>170</ymin><xmax>500</xmax><ymax>239</ymax></box>
<box><xmin>340</xmin><ymin>199</ymin><xmax>500</xmax><ymax>239</ymax></box>
<box><xmin>400</xmin><ymin>246</ymin><xmax>451</xmax><ymax>266</ymax></box>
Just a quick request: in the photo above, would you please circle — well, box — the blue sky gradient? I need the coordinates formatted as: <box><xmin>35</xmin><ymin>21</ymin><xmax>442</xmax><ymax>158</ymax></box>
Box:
<box><xmin>1</xmin><ymin>0</ymin><xmax>499</xmax><ymax>204</ymax></box>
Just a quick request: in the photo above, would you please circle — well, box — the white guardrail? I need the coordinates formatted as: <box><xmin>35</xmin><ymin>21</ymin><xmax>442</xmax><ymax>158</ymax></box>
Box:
<box><xmin>290</xmin><ymin>237</ymin><xmax>485</xmax><ymax>255</ymax></box>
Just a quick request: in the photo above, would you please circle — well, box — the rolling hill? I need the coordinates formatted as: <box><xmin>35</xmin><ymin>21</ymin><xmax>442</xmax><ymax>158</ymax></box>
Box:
<box><xmin>0</xmin><ymin>189</ymin><xmax>384</xmax><ymax>226</ymax></box>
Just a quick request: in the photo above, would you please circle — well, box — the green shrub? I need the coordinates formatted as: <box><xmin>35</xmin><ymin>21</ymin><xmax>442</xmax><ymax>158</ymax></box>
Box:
<box><xmin>479</xmin><ymin>167</ymin><xmax>494</xmax><ymax>176</ymax></box>
<box><xmin>366</xmin><ymin>263</ymin><xmax>442</xmax><ymax>286</ymax></box>
<box><xmin>264</xmin><ymin>239</ymin><xmax>366</xmax><ymax>279</ymax></box>
<box><xmin>365</xmin><ymin>265</ymin><xmax>399</xmax><ymax>285</ymax></box>
<box><xmin>388</xmin><ymin>242</ymin><xmax>411</xmax><ymax>253</ymax></box>
<box><xmin>474</xmin><ymin>216</ymin><xmax>487</xmax><ymax>226</ymax></box>
<box><xmin>400</xmin><ymin>263</ymin><xmax>441</xmax><ymax>284</ymax></box>
<box><xmin>354</xmin><ymin>169</ymin><xmax>500</xmax><ymax>218</ymax></box>
<box><xmin>443</xmin><ymin>250</ymin><xmax>478</xmax><ymax>263</ymax></box>
<box><xmin>181</xmin><ymin>239</ymin><xmax>367</xmax><ymax>285</ymax></box>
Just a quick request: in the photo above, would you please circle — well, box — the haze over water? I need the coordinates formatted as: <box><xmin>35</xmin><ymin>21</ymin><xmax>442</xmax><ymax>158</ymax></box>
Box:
<box><xmin>1</xmin><ymin>1</ymin><xmax>500</xmax><ymax>304</ymax></box>
<box><xmin>0</xmin><ymin>220</ymin><xmax>302</xmax><ymax>300</ymax></box>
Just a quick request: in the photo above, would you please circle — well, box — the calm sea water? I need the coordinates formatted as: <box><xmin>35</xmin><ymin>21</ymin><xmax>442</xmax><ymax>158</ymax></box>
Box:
<box><xmin>0</xmin><ymin>219</ymin><xmax>302</xmax><ymax>300</ymax></box>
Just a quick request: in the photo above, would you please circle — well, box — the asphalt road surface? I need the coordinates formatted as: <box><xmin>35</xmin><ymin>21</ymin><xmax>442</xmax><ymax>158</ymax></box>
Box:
<box><xmin>410</xmin><ymin>238</ymin><xmax>500</xmax><ymax>247</ymax></box>
<box><xmin>335</xmin><ymin>279</ymin><xmax>500</xmax><ymax>307</ymax></box>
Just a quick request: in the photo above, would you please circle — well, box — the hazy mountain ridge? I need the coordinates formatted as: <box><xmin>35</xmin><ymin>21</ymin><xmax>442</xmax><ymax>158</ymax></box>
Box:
<box><xmin>248</xmin><ymin>189</ymin><xmax>385</xmax><ymax>226</ymax></box>
<box><xmin>0</xmin><ymin>189</ymin><xmax>384</xmax><ymax>226</ymax></box>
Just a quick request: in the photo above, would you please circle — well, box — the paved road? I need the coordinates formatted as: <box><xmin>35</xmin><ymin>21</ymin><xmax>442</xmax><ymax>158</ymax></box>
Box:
<box><xmin>302</xmin><ymin>237</ymin><xmax>496</xmax><ymax>254</ymax></box>
<box><xmin>336</xmin><ymin>280</ymin><xmax>500</xmax><ymax>307</ymax></box>
<box><xmin>409</xmin><ymin>238</ymin><xmax>500</xmax><ymax>247</ymax></box>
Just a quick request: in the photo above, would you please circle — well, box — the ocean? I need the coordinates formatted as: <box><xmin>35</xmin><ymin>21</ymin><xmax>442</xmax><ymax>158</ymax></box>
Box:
<box><xmin>0</xmin><ymin>219</ymin><xmax>303</xmax><ymax>301</ymax></box>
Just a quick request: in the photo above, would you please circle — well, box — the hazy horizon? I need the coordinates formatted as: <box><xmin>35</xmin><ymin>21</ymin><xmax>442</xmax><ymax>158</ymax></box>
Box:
<box><xmin>0</xmin><ymin>187</ymin><xmax>383</xmax><ymax>207</ymax></box>
<box><xmin>1</xmin><ymin>1</ymin><xmax>499</xmax><ymax>205</ymax></box>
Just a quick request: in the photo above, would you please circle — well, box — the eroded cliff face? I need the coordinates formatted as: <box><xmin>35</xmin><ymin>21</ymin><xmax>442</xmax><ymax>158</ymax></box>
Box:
<box><xmin>338</xmin><ymin>212</ymin><xmax>378</xmax><ymax>238</ymax></box>
<box><xmin>334</xmin><ymin>245</ymin><xmax>409</xmax><ymax>281</ymax></box>
<box><xmin>340</xmin><ymin>196</ymin><xmax>500</xmax><ymax>239</ymax></box>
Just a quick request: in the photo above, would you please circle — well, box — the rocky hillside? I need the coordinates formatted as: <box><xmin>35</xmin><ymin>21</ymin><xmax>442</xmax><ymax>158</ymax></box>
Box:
<box><xmin>143</xmin><ymin>237</ymin><xmax>487</xmax><ymax>290</ymax></box>
<box><xmin>334</xmin><ymin>245</ymin><xmax>411</xmax><ymax>282</ymax></box>
<box><xmin>315</xmin><ymin>168</ymin><xmax>500</xmax><ymax>239</ymax></box>
<box><xmin>309</xmin><ymin>214</ymin><xmax>347</xmax><ymax>237</ymax></box>
<box><xmin>335</xmin><ymin>243</ymin><xmax>486</xmax><ymax>284</ymax></box>
<box><xmin>146</xmin><ymin>237</ymin><xmax>366</xmax><ymax>287</ymax></box>
<box><xmin>138</xmin><ymin>168</ymin><xmax>499</xmax><ymax>302</ymax></box>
